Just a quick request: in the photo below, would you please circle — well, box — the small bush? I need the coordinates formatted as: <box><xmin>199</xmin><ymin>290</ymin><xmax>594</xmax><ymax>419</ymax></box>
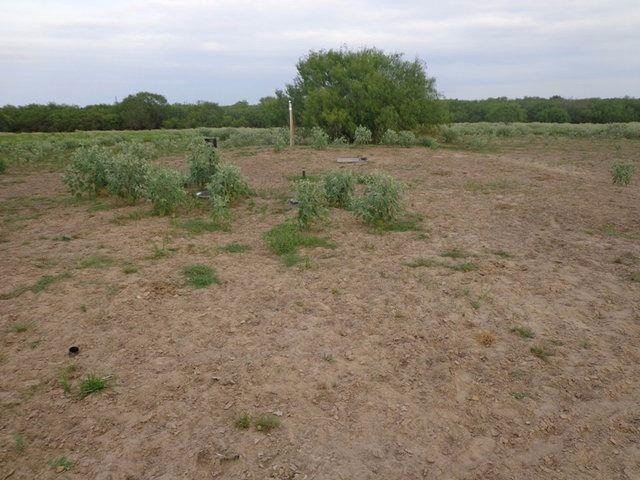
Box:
<box><xmin>209</xmin><ymin>193</ymin><xmax>231</xmax><ymax>229</ymax></box>
<box><xmin>353</xmin><ymin>125</ymin><xmax>372</xmax><ymax>145</ymax></box>
<box><xmin>398</xmin><ymin>130</ymin><xmax>417</xmax><ymax>147</ymax></box>
<box><xmin>183</xmin><ymin>264</ymin><xmax>219</xmax><ymax>288</ymax></box>
<box><xmin>332</xmin><ymin>136</ymin><xmax>349</xmax><ymax>146</ymax></box>
<box><xmin>146</xmin><ymin>167</ymin><xmax>187</xmax><ymax>215</ymax></box>
<box><xmin>207</xmin><ymin>163</ymin><xmax>253</xmax><ymax>202</ymax></box>
<box><xmin>610</xmin><ymin>160</ymin><xmax>636</xmax><ymax>186</ymax></box>
<box><xmin>63</xmin><ymin>146</ymin><xmax>113</xmax><ymax>197</ymax></box>
<box><xmin>420</xmin><ymin>137</ymin><xmax>439</xmax><ymax>149</ymax></box>
<box><xmin>350</xmin><ymin>171</ymin><xmax>404</xmax><ymax>227</ymax></box>
<box><xmin>187</xmin><ymin>139</ymin><xmax>219</xmax><ymax>188</ymax></box>
<box><xmin>323</xmin><ymin>170</ymin><xmax>355</xmax><ymax>208</ymax></box>
<box><xmin>0</xmin><ymin>158</ymin><xmax>6</xmax><ymax>174</ymax></box>
<box><xmin>106</xmin><ymin>153</ymin><xmax>150</xmax><ymax>204</ymax></box>
<box><xmin>380</xmin><ymin>129</ymin><xmax>400</xmax><ymax>146</ymax></box>
<box><xmin>440</xmin><ymin>127</ymin><xmax>460</xmax><ymax>144</ymax></box>
<box><xmin>310</xmin><ymin>126</ymin><xmax>329</xmax><ymax>150</ymax></box>
<box><xmin>296</xmin><ymin>179</ymin><xmax>328</xmax><ymax>228</ymax></box>
<box><xmin>273</xmin><ymin>128</ymin><xmax>289</xmax><ymax>152</ymax></box>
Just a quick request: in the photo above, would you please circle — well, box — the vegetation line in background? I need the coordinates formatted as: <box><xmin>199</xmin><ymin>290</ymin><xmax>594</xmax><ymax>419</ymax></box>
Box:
<box><xmin>1</xmin><ymin>47</ymin><xmax>639</xmax><ymax>134</ymax></box>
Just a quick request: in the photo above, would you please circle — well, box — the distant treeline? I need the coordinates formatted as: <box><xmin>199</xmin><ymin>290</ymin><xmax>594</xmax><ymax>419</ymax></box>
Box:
<box><xmin>1</xmin><ymin>92</ymin><xmax>639</xmax><ymax>133</ymax></box>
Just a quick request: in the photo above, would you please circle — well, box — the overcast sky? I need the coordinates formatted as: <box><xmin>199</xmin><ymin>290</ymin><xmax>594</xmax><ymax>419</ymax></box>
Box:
<box><xmin>1</xmin><ymin>0</ymin><xmax>639</xmax><ymax>106</ymax></box>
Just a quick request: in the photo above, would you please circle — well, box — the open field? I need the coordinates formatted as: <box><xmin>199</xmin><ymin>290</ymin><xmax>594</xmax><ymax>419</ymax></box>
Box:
<box><xmin>1</xmin><ymin>130</ymin><xmax>639</xmax><ymax>479</ymax></box>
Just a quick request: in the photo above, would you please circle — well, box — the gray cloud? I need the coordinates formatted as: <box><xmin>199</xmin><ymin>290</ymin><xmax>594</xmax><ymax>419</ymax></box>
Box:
<box><xmin>1</xmin><ymin>0</ymin><xmax>638</xmax><ymax>105</ymax></box>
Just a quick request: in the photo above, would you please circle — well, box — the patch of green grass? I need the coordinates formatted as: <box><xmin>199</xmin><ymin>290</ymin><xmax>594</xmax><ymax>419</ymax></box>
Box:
<box><xmin>110</xmin><ymin>209</ymin><xmax>153</xmax><ymax>225</ymax></box>
<box><xmin>234</xmin><ymin>414</ymin><xmax>252</xmax><ymax>429</ymax></box>
<box><xmin>379</xmin><ymin>213</ymin><xmax>423</xmax><ymax>232</ymax></box>
<box><xmin>87</xmin><ymin>201</ymin><xmax>119</xmax><ymax>213</ymax></box>
<box><xmin>78</xmin><ymin>254</ymin><xmax>114</xmax><ymax>269</ymax></box>
<box><xmin>405</xmin><ymin>257</ymin><xmax>439</xmax><ymax>268</ymax></box>
<box><xmin>218</xmin><ymin>242</ymin><xmax>251</xmax><ymax>253</ymax></box>
<box><xmin>510</xmin><ymin>391</ymin><xmax>527</xmax><ymax>400</ymax></box>
<box><xmin>11</xmin><ymin>323</ymin><xmax>30</xmax><ymax>333</ymax></box>
<box><xmin>122</xmin><ymin>263</ymin><xmax>138</xmax><ymax>274</ymax></box>
<box><xmin>1</xmin><ymin>272</ymin><xmax>72</xmax><ymax>300</ymax></box>
<box><xmin>254</xmin><ymin>414</ymin><xmax>281</xmax><ymax>432</ymax></box>
<box><xmin>491</xmin><ymin>249</ymin><xmax>513</xmax><ymax>258</ymax></box>
<box><xmin>441</xmin><ymin>248</ymin><xmax>470</xmax><ymax>259</ymax></box>
<box><xmin>79</xmin><ymin>374</ymin><xmax>108</xmax><ymax>398</ymax></box>
<box><xmin>183</xmin><ymin>264</ymin><xmax>219</xmax><ymax>288</ymax></box>
<box><xmin>511</xmin><ymin>326</ymin><xmax>535</xmax><ymax>339</ymax></box>
<box><xmin>50</xmin><ymin>456</ymin><xmax>74</xmax><ymax>471</ymax></box>
<box><xmin>176</xmin><ymin>217</ymin><xmax>230</xmax><ymax>234</ymax></box>
<box><xmin>449</xmin><ymin>262</ymin><xmax>478</xmax><ymax>272</ymax></box>
<box><xmin>264</xmin><ymin>221</ymin><xmax>334</xmax><ymax>266</ymax></box>
<box><xmin>13</xmin><ymin>433</ymin><xmax>26</xmax><ymax>452</ymax></box>
<box><xmin>530</xmin><ymin>345</ymin><xmax>553</xmax><ymax>361</ymax></box>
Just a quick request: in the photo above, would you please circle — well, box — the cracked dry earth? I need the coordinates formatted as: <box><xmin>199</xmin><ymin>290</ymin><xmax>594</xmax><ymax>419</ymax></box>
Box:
<box><xmin>1</xmin><ymin>139</ymin><xmax>639</xmax><ymax>479</ymax></box>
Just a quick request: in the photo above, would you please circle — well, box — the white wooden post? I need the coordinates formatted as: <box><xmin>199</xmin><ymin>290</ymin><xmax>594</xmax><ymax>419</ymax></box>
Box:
<box><xmin>288</xmin><ymin>100</ymin><xmax>294</xmax><ymax>147</ymax></box>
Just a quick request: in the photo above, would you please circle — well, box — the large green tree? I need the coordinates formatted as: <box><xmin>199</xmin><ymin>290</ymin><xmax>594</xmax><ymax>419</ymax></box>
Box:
<box><xmin>286</xmin><ymin>48</ymin><xmax>445</xmax><ymax>139</ymax></box>
<box><xmin>118</xmin><ymin>91</ymin><xmax>168</xmax><ymax>130</ymax></box>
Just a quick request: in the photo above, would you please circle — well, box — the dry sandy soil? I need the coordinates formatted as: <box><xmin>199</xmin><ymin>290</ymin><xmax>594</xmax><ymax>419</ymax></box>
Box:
<box><xmin>1</xmin><ymin>139</ymin><xmax>639</xmax><ymax>479</ymax></box>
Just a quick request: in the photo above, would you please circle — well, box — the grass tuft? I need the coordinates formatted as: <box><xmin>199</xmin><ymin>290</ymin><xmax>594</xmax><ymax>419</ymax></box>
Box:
<box><xmin>234</xmin><ymin>414</ymin><xmax>252</xmax><ymax>429</ymax></box>
<box><xmin>511</xmin><ymin>326</ymin><xmax>535</xmax><ymax>338</ymax></box>
<box><xmin>78</xmin><ymin>254</ymin><xmax>114</xmax><ymax>269</ymax></box>
<box><xmin>440</xmin><ymin>248</ymin><xmax>470</xmax><ymax>259</ymax></box>
<box><xmin>264</xmin><ymin>221</ymin><xmax>334</xmax><ymax>266</ymax></box>
<box><xmin>183</xmin><ymin>264</ymin><xmax>219</xmax><ymax>288</ymax></box>
<box><xmin>254</xmin><ymin>414</ymin><xmax>281</xmax><ymax>432</ymax></box>
<box><xmin>79</xmin><ymin>374</ymin><xmax>108</xmax><ymax>398</ymax></box>
<box><xmin>530</xmin><ymin>345</ymin><xmax>553</xmax><ymax>361</ymax></box>
<box><xmin>50</xmin><ymin>456</ymin><xmax>74</xmax><ymax>471</ymax></box>
<box><xmin>218</xmin><ymin>242</ymin><xmax>251</xmax><ymax>253</ymax></box>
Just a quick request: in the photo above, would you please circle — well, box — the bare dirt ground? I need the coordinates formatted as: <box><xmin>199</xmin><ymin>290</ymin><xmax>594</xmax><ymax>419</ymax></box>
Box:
<box><xmin>1</xmin><ymin>139</ymin><xmax>639</xmax><ymax>479</ymax></box>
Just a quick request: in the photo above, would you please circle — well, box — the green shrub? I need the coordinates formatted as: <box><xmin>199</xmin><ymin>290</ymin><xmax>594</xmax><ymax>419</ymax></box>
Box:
<box><xmin>273</xmin><ymin>128</ymin><xmax>289</xmax><ymax>152</ymax></box>
<box><xmin>332</xmin><ymin>136</ymin><xmax>349</xmax><ymax>146</ymax></box>
<box><xmin>207</xmin><ymin>163</ymin><xmax>253</xmax><ymax>202</ymax></box>
<box><xmin>420</xmin><ymin>137</ymin><xmax>439</xmax><ymax>149</ymax></box>
<box><xmin>610</xmin><ymin>160</ymin><xmax>636</xmax><ymax>186</ymax></box>
<box><xmin>209</xmin><ymin>193</ymin><xmax>231</xmax><ymax>228</ymax></box>
<box><xmin>296</xmin><ymin>179</ymin><xmax>328</xmax><ymax>228</ymax></box>
<box><xmin>187</xmin><ymin>139</ymin><xmax>219</xmax><ymax>188</ymax></box>
<box><xmin>310</xmin><ymin>126</ymin><xmax>329</xmax><ymax>150</ymax></box>
<box><xmin>323</xmin><ymin>170</ymin><xmax>355</xmax><ymax>208</ymax></box>
<box><xmin>380</xmin><ymin>129</ymin><xmax>400</xmax><ymax>145</ymax></box>
<box><xmin>353</xmin><ymin>125</ymin><xmax>373</xmax><ymax>145</ymax></box>
<box><xmin>63</xmin><ymin>146</ymin><xmax>113</xmax><ymax>197</ymax></box>
<box><xmin>398</xmin><ymin>130</ymin><xmax>417</xmax><ymax>147</ymax></box>
<box><xmin>350</xmin><ymin>171</ymin><xmax>404</xmax><ymax>226</ymax></box>
<box><xmin>106</xmin><ymin>153</ymin><xmax>150</xmax><ymax>204</ymax></box>
<box><xmin>0</xmin><ymin>158</ymin><xmax>6</xmax><ymax>174</ymax></box>
<box><xmin>440</xmin><ymin>127</ymin><xmax>460</xmax><ymax>144</ymax></box>
<box><xmin>146</xmin><ymin>167</ymin><xmax>187</xmax><ymax>215</ymax></box>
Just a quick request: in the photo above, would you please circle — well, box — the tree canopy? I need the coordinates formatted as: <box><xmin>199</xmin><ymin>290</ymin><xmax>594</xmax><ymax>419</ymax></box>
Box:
<box><xmin>286</xmin><ymin>48</ymin><xmax>445</xmax><ymax>139</ymax></box>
